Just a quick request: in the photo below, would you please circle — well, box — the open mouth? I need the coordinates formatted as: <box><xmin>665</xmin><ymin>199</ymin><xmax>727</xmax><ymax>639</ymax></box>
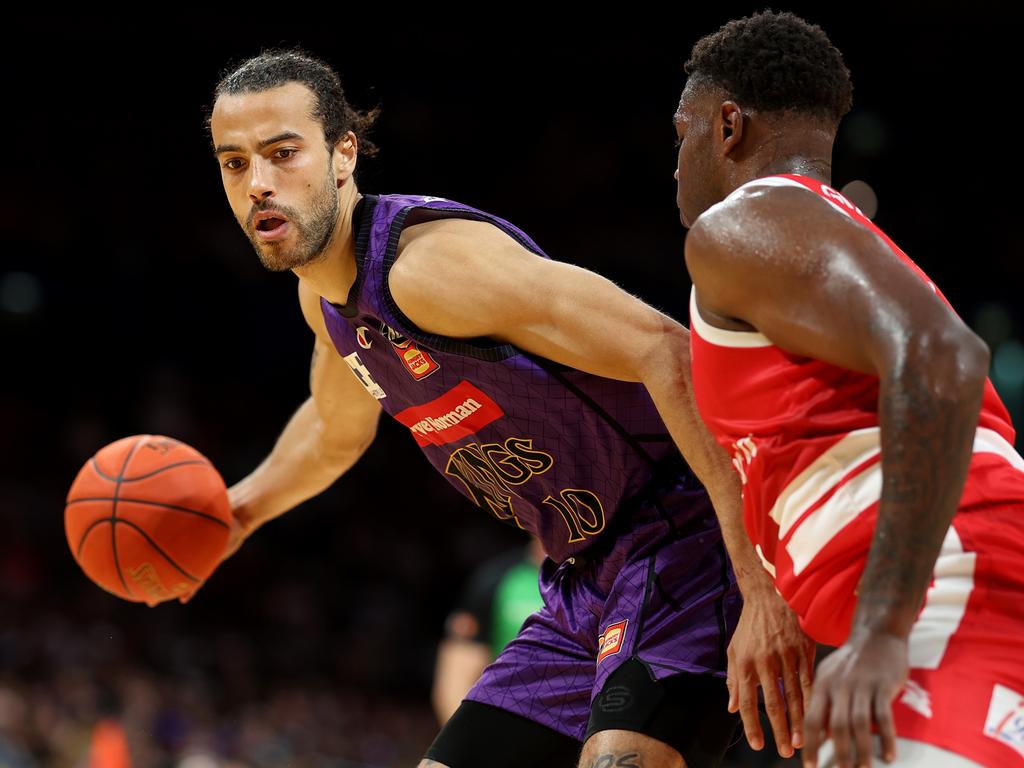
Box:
<box><xmin>256</xmin><ymin>216</ymin><xmax>287</xmax><ymax>232</ymax></box>
<box><xmin>252</xmin><ymin>212</ymin><xmax>290</xmax><ymax>241</ymax></box>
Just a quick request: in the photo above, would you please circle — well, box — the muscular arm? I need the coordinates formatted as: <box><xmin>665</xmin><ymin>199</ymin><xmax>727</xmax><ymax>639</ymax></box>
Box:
<box><xmin>228</xmin><ymin>280</ymin><xmax>382</xmax><ymax>540</ymax></box>
<box><xmin>686</xmin><ymin>184</ymin><xmax>989</xmax><ymax>764</ymax></box>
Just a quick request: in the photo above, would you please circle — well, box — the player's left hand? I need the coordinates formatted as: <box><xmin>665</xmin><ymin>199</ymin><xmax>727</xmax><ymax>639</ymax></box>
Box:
<box><xmin>727</xmin><ymin>586</ymin><xmax>815</xmax><ymax>758</ymax></box>
<box><xmin>802</xmin><ymin>627</ymin><xmax>908</xmax><ymax>768</ymax></box>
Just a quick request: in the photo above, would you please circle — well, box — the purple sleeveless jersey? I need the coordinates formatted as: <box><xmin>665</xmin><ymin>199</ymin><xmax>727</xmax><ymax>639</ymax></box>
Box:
<box><xmin>321</xmin><ymin>194</ymin><xmax>691</xmax><ymax>563</ymax></box>
<box><xmin>322</xmin><ymin>195</ymin><xmax>738</xmax><ymax>743</ymax></box>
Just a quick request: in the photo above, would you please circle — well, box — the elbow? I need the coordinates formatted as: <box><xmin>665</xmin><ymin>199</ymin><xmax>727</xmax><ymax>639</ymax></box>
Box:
<box><xmin>898</xmin><ymin>326</ymin><xmax>990</xmax><ymax>407</ymax></box>
<box><xmin>318</xmin><ymin>418</ymin><xmax>379</xmax><ymax>470</ymax></box>
<box><xmin>639</xmin><ymin>320</ymin><xmax>691</xmax><ymax>387</ymax></box>
<box><xmin>942</xmin><ymin>328</ymin><xmax>990</xmax><ymax>401</ymax></box>
<box><xmin>961</xmin><ymin>332</ymin><xmax>990</xmax><ymax>386</ymax></box>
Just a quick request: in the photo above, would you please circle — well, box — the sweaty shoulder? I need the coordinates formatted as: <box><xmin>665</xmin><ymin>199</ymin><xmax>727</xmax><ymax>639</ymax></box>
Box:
<box><xmin>686</xmin><ymin>181</ymin><xmax>875</xmax><ymax>317</ymax></box>
<box><xmin>688</xmin><ymin>181</ymin><xmax>838</xmax><ymax>268</ymax></box>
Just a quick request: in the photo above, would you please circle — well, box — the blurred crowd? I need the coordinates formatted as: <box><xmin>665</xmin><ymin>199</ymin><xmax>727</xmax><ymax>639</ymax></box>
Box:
<box><xmin>0</xmin><ymin>616</ymin><xmax>437</xmax><ymax>767</ymax></box>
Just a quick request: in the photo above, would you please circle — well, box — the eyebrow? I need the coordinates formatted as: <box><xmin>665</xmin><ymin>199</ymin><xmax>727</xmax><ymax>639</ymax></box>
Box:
<box><xmin>212</xmin><ymin>131</ymin><xmax>304</xmax><ymax>157</ymax></box>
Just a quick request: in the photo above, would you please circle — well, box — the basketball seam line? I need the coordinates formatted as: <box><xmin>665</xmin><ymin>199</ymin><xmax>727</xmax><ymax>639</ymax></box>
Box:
<box><xmin>74</xmin><ymin>517</ymin><xmax>203</xmax><ymax>584</ymax></box>
<box><xmin>76</xmin><ymin>518</ymin><xmax>110</xmax><ymax>559</ymax></box>
<box><xmin>91</xmin><ymin>457</ymin><xmax>212</xmax><ymax>483</ymax></box>
<box><xmin>114</xmin><ymin>519</ymin><xmax>200</xmax><ymax>583</ymax></box>
<box><xmin>67</xmin><ymin>497</ymin><xmax>229</xmax><ymax>529</ymax></box>
<box><xmin>112</xmin><ymin>436</ymin><xmax>146</xmax><ymax>597</ymax></box>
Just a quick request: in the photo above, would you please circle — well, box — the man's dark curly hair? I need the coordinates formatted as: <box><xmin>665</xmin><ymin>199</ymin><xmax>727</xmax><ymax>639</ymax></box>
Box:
<box><xmin>209</xmin><ymin>49</ymin><xmax>379</xmax><ymax>156</ymax></box>
<box><xmin>685</xmin><ymin>11</ymin><xmax>852</xmax><ymax>124</ymax></box>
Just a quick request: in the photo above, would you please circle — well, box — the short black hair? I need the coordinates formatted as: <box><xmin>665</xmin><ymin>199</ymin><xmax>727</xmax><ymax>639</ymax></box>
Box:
<box><xmin>685</xmin><ymin>11</ymin><xmax>852</xmax><ymax>124</ymax></box>
<box><xmin>209</xmin><ymin>49</ymin><xmax>379</xmax><ymax>155</ymax></box>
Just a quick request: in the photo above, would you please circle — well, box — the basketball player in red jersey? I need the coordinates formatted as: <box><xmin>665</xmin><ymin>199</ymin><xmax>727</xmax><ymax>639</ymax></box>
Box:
<box><xmin>676</xmin><ymin>11</ymin><xmax>1024</xmax><ymax>768</ymax></box>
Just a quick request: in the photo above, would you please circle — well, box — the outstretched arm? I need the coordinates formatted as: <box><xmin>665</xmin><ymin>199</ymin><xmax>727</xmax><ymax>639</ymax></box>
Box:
<box><xmin>686</xmin><ymin>185</ymin><xmax>989</xmax><ymax>768</ymax></box>
<box><xmin>225</xmin><ymin>280</ymin><xmax>382</xmax><ymax>553</ymax></box>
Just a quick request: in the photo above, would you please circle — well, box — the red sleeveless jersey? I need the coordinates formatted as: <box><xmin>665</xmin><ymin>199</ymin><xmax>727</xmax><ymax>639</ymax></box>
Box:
<box><xmin>689</xmin><ymin>174</ymin><xmax>1024</xmax><ymax>646</ymax></box>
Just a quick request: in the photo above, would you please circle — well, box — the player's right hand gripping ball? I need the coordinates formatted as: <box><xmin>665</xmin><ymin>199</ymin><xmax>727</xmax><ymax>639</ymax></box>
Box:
<box><xmin>65</xmin><ymin>435</ymin><xmax>231</xmax><ymax>606</ymax></box>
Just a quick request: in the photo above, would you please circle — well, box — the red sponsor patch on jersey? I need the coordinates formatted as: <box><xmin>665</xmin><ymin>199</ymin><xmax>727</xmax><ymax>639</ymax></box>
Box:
<box><xmin>395</xmin><ymin>381</ymin><xmax>504</xmax><ymax>447</ymax></box>
<box><xmin>597</xmin><ymin>619</ymin><xmax>628</xmax><ymax>664</ymax></box>
<box><xmin>392</xmin><ymin>342</ymin><xmax>440</xmax><ymax>380</ymax></box>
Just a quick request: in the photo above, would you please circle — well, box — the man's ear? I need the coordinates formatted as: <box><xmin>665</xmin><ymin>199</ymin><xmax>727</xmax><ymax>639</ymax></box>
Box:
<box><xmin>334</xmin><ymin>130</ymin><xmax>358</xmax><ymax>184</ymax></box>
<box><xmin>720</xmin><ymin>101</ymin><xmax>745</xmax><ymax>156</ymax></box>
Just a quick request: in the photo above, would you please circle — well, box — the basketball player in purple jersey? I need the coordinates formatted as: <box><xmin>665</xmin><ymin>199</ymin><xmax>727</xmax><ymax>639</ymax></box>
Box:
<box><xmin>203</xmin><ymin>51</ymin><xmax>811</xmax><ymax>768</ymax></box>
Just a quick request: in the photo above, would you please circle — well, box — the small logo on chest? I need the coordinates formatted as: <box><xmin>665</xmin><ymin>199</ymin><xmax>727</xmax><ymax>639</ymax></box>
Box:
<box><xmin>355</xmin><ymin>326</ymin><xmax>372</xmax><ymax>349</ymax></box>
<box><xmin>379</xmin><ymin>321</ymin><xmax>440</xmax><ymax>381</ymax></box>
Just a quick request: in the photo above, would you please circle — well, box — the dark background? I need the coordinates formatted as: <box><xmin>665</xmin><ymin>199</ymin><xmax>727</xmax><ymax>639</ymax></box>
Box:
<box><xmin>1</xmin><ymin>7</ymin><xmax>1021</xmax><ymax>767</ymax></box>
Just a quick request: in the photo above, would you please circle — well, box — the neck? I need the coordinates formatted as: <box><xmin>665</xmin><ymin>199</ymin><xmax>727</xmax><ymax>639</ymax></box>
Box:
<box><xmin>755</xmin><ymin>154</ymin><xmax>832</xmax><ymax>184</ymax></box>
<box><xmin>727</xmin><ymin>120</ymin><xmax>835</xmax><ymax>194</ymax></box>
<box><xmin>292</xmin><ymin>181</ymin><xmax>362</xmax><ymax>305</ymax></box>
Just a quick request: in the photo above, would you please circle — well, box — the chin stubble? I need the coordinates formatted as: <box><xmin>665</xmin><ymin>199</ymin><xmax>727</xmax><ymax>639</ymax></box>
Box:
<box><xmin>246</xmin><ymin>168</ymin><xmax>340</xmax><ymax>272</ymax></box>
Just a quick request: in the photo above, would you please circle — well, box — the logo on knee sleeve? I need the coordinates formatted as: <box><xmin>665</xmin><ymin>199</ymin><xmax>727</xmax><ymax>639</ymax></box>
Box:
<box><xmin>597</xmin><ymin>685</ymin><xmax>633</xmax><ymax>713</ymax></box>
<box><xmin>984</xmin><ymin>684</ymin><xmax>1024</xmax><ymax>758</ymax></box>
<box><xmin>597</xmin><ymin>620</ymin><xmax>628</xmax><ymax>665</ymax></box>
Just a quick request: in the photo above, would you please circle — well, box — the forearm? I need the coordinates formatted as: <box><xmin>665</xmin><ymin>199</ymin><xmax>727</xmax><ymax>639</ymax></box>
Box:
<box><xmin>643</xmin><ymin>326</ymin><xmax>774</xmax><ymax>597</ymax></box>
<box><xmin>230</xmin><ymin>396</ymin><xmax>373</xmax><ymax>533</ymax></box>
<box><xmin>855</xmin><ymin>342</ymin><xmax>988</xmax><ymax>637</ymax></box>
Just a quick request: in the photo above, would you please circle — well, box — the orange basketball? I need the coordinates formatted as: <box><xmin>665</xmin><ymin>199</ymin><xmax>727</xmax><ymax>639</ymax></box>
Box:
<box><xmin>65</xmin><ymin>435</ymin><xmax>232</xmax><ymax>606</ymax></box>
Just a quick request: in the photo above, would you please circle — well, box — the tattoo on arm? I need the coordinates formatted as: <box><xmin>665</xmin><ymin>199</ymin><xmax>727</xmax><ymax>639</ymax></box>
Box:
<box><xmin>589</xmin><ymin>753</ymin><xmax>641</xmax><ymax>768</ymax></box>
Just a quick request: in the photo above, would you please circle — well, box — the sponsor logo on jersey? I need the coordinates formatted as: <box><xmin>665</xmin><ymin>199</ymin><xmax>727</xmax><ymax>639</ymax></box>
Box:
<box><xmin>343</xmin><ymin>351</ymin><xmax>387</xmax><ymax>399</ymax></box>
<box><xmin>378</xmin><ymin>321</ymin><xmax>440</xmax><ymax>380</ymax></box>
<box><xmin>355</xmin><ymin>326</ymin><xmax>372</xmax><ymax>349</ymax></box>
<box><xmin>984</xmin><ymin>683</ymin><xmax>1024</xmax><ymax>758</ymax></box>
<box><xmin>597</xmin><ymin>619</ymin><xmax>628</xmax><ymax>665</ymax></box>
<box><xmin>395</xmin><ymin>381</ymin><xmax>503</xmax><ymax>446</ymax></box>
<box><xmin>398</xmin><ymin>344</ymin><xmax>440</xmax><ymax>380</ymax></box>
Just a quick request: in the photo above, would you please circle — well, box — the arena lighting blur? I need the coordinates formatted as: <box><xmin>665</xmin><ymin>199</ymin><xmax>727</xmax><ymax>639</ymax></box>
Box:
<box><xmin>993</xmin><ymin>339</ymin><xmax>1024</xmax><ymax>417</ymax></box>
<box><xmin>0</xmin><ymin>271</ymin><xmax>42</xmax><ymax>315</ymax></box>
<box><xmin>840</xmin><ymin>179</ymin><xmax>878</xmax><ymax>220</ymax></box>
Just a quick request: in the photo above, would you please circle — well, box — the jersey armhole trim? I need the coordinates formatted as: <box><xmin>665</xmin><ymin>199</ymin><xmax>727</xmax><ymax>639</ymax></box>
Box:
<box><xmin>379</xmin><ymin>204</ymin><xmax>521</xmax><ymax>362</ymax></box>
<box><xmin>689</xmin><ymin>287</ymin><xmax>773</xmax><ymax>348</ymax></box>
